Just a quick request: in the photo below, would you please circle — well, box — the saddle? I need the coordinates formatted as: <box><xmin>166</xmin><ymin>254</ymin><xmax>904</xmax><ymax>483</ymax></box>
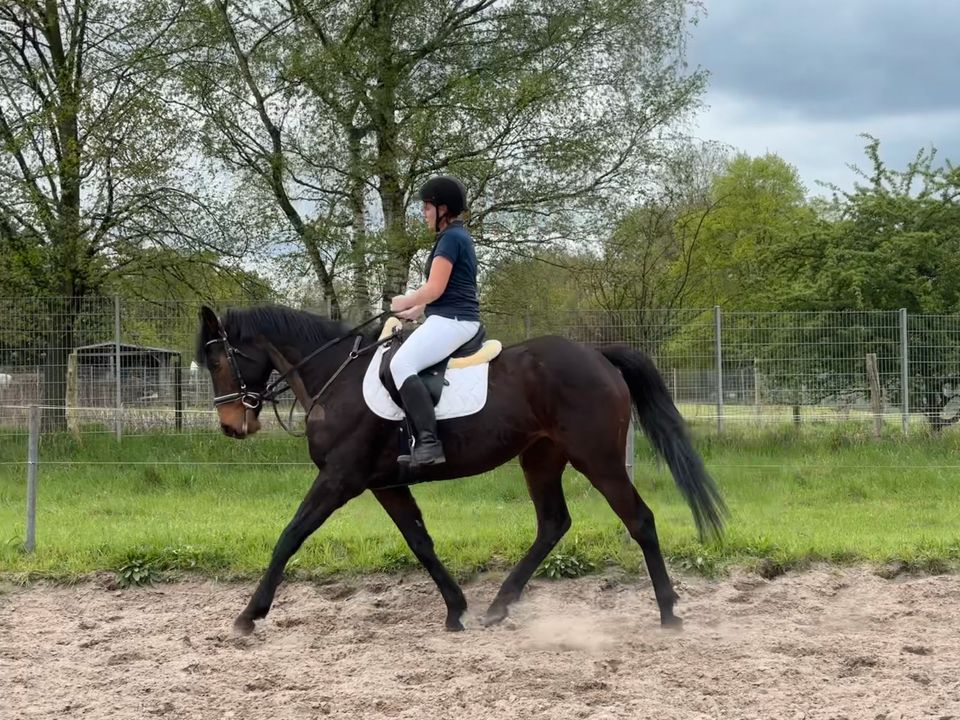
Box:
<box><xmin>376</xmin><ymin>317</ymin><xmax>502</xmax><ymax>409</ymax></box>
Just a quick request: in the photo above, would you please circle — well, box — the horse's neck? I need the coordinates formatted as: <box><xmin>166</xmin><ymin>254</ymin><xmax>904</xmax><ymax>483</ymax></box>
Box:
<box><xmin>263</xmin><ymin>343</ymin><xmax>309</xmax><ymax>410</ymax></box>
<box><xmin>265</xmin><ymin>334</ymin><xmax>353</xmax><ymax>405</ymax></box>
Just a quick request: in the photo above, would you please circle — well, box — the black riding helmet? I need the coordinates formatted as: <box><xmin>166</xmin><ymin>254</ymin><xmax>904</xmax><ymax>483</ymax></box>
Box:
<box><xmin>418</xmin><ymin>175</ymin><xmax>467</xmax><ymax>219</ymax></box>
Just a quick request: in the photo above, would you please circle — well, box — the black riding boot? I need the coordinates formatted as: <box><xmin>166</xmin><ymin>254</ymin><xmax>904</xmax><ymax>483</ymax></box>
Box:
<box><xmin>397</xmin><ymin>376</ymin><xmax>446</xmax><ymax>467</ymax></box>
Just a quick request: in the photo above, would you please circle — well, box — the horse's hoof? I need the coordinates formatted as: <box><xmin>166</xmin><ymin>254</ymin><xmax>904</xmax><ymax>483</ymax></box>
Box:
<box><xmin>233</xmin><ymin>615</ymin><xmax>256</xmax><ymax>636</ymax></box>
<box><xmin>445</xmin><ymin>615</ymin><xmax>466</xmax><ymax>632</ymax></box>
<box><xmin>482</xmin><ymin>605</ymin><xmax>508</xmax><ymax>627</ymax></box>
<box><xmin>660</xmin><ymin>614</ymin><xmax>683</xmax><ymax>630</ymax></box>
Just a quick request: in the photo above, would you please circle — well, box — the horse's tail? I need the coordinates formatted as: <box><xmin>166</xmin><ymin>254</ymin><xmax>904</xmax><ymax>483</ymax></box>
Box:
<box><xmin>599</xmin><ymin>345</ymin><xmax>727</xmax><ymax>542</ymax></box>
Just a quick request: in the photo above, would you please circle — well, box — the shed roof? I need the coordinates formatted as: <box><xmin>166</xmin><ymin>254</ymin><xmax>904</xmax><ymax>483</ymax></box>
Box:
<box><xmin>73</xmin><ymin>342</ymin><xmax>181</xmax><ymax>357</ymax></box>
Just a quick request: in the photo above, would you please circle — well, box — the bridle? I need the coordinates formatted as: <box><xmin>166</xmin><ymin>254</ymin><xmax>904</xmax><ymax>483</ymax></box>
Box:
<box><xmin>206</xmin><ymin>332</ymin><xmax>265</xmax><ymax>412</ymax></box>
<box><xmin>204</xmin><ymin>310</ymin><xmax>396</xmax><ymax>436</ymax></box>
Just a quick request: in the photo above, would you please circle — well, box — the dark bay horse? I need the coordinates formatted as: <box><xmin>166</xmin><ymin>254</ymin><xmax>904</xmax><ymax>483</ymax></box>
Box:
<box><xmin>196</xmin><ymin>304</ymin><xmax>726</xmax><ymax>635</ymax></box>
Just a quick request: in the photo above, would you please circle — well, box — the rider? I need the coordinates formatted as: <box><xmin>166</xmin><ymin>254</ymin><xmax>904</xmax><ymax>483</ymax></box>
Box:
<box><xmin>389</xmin><ymin>174</ymin><xmax>480</xmax><ymax>467</ymax></box>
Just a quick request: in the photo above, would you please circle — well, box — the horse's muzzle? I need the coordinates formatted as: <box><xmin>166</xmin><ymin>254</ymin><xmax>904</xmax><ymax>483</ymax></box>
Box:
<box><xmin>220</xmin><ymin>422</ymin><xmax>248</xmax><ymax>439</ymax></box>
<box><xmin>218</xmin><ymin>406</ymin><xmax>261</xmax><ymax>439</ymax></box>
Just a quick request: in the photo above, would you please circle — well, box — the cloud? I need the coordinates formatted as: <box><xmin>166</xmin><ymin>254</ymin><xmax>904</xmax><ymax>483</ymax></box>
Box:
<box><xmin>688</xmin><ymin>0</ymin><xmax>960</xmax><ymax>119</ymax></box>
<box><xmin>686</xmin><ymin>1</ymin><xmax>960</xmax><ymax>194</ymax></box>
<box><xmin>691</xmin><ymin>93</ymin><xmax>960</xmax><ymax>194</ymax></box>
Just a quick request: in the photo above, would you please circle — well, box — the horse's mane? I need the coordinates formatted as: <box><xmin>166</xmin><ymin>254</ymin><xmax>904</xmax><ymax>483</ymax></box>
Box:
<box><xmin>196</xmin><ymin>304</ymin><xmax>376</xmax><ymax>362</ymax></box>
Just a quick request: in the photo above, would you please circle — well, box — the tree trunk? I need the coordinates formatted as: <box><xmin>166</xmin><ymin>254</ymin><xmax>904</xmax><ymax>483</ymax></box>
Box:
<box><xmin>300</xmin><ymin>227</ymin><xmax>340</xmax><ymax>319</ymax></box>
<box><xmin>379</xmin><ymin>188</ymin><xmax>415</xmax><ymax>309</ymax></box>
<box><xmin>374</xmin><ymin>123</ymin><xmax>416</xmax><ymax>306</ymax></box>
<box><xmin>42</xmin><ymin>330</ymin><xmax>70</xmax><ymax>433</ymax></box>
<box><xmin>369</xmin><ymin>1</ymin><xmax>417</xmax><ymax>310</ymax></box>
<box><xmin>41</xmin><ymin>3</ymin><xmax>82</xmax><ymax>432</ymax></box>
<box><xmin>41</xmin><ymin>298</ymin><xmax>80</xmax><ymax>433</ymax></box>
<box><xmin>346</xmin><ymin>129</ymin><xmax>372</xmax><ymax>316</ymax></box>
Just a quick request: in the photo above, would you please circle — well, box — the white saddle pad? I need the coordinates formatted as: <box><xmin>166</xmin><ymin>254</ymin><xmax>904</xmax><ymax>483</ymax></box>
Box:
<box><xmin>362</xmin><ymin>344</ymin><xmax>491</xmax><ymax>421</ymax></box>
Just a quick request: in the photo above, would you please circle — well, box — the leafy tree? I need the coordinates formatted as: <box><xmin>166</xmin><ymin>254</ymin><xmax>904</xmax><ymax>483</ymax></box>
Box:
<box><xmin>785</xmin><ymin>137</ymin><xmax>960</xmax><ymax>314</ymax></box>
<box><xmin>178</xmin><ymin>0</ymin><xmax>708</xmax><ymax>315</ymax></box>
<box><xmin>479</xmin><ymin>142</ymin><xmax>727</xmax><ymax>352</ymax></box>
<box><xmin>0</xmin><ymin>1</ymin><xmax>245</xmax><ymax>427</ymax></box>
<box><xmin>105</xmin><ymin>248</ymin><xmax>275</xmax><ymax>306</ymax></box>
<box><xmin>479</xmin><ymin>250</ymin><xmax>587</xmax><ymax>342</ymax></box>
<box><xmin>776</xmin><ymin>136</ymin><xmax>960</xmax><ymax>425</ymax></box>
<box><xmin>573</xmin><ymin>142</ymin><xmax>726</xmax><ymax>349</ymax></box>
<box><xmin>685</xmin><ymin>152</ymin><xmax>816</xmax><ymax>309</ymax></box>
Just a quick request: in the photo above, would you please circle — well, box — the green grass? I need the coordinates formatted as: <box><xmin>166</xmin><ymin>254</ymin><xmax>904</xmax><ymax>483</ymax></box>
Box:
<box><xmin>1</xmin><ymin>424</ymin><xmax>960</xmax><ymax>583</ymax></box>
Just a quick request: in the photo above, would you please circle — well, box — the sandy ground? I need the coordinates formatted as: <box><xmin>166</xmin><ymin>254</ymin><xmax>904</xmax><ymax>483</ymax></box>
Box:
<box><xmin>2</xmin><ymin>567</ymin><xmax>959</xmax><ymax>720</ymax></box>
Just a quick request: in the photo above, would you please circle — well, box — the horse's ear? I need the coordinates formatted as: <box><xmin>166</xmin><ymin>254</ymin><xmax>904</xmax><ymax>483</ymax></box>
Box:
<box><xmin>199</xmin><ymin>305</ymin><xmax>221</xmax><ymax>335</ymax></box>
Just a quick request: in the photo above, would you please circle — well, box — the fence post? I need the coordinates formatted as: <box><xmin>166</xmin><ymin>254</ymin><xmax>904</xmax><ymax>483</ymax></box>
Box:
<box><xmin>714</xmin><ymin>305</ymin><xmax>723</xmax><ymax>434</ymax></box>
<box><xmin>174</xmin><ymin>360</ymin><xmax>183</xmax><ymax>433</ymax></box>
<box><xmin>25</xmin><ymin>405</ymin><xmax>40</xmax><ymax>552</ymax></box>
<box><xmin>753</xmin><ymin>357</ymin><xmax>761</xmax><ymax>421</ymax></box>
<box><xmin>900</xmin><ymin>308</ymin><xmax>909</xmax><ymax>435</ymax></box>
<box><xmin>114</xmin><ymin>294</ymin><xmax>122</xmax><ymax>441</ymax></box>
<box><xmin>866</xmin><ymin>353</ymin><xmax>883</xmax><ymax>438</ymax></box>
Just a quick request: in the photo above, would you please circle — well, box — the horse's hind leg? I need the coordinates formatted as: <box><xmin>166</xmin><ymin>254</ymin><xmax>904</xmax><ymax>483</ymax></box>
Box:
<box><xmin>373</xmin><ymin>486</ymin><xmax>468</xmax><ymax>631</ymax></box>
<box><xmin>483</xmin><ymin>439</ymin><xmax>570</xmax><ymax>626</ymax></box>
<box><xmin>573</xmin><ymin>453</ymin><xmax>680</xmax><ymax>628</ymax></box>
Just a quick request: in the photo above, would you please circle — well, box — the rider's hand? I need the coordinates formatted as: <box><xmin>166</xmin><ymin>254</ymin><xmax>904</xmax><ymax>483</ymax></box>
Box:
<box><xmin>390</xmin><ymin>294</ymin><xmax>412</xmax><ymax>312</ymax></box>
<box><xmin>397</xmin><ymin>305</ymin><xmax>424</xmax><ymax>321</ymax></box>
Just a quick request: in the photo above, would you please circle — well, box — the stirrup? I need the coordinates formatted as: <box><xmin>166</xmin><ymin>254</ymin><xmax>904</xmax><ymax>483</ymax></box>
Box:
<box><xmin>397</xmin><ymin>421</ymin><xmax>414</xmax><ymax>466</ymax></box>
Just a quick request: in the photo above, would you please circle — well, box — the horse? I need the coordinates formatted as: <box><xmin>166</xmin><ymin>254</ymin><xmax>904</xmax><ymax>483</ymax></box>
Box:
<box><xmin>196</xmin><ymin>304</ymin><xmax>726</xmax><ymax>635</ymax></box>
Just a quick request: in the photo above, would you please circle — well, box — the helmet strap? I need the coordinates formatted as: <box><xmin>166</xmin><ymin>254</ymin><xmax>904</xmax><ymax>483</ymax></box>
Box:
<box><xmin>435</xmin><ymin>205</ymin><xmax>450</xmax><ymax>232</ymax></box>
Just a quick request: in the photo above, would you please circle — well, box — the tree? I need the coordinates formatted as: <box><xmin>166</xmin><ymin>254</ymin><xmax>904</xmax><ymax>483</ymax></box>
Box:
<box><xmin>178</xmin><ymin>0</ymin><xmax>707</xmax><ymax>315</ymax></box>
<box><xmin>0</xmin><ymin>1</ymin><xmax>245</xmax><ymax>428</ymax></box>
<box><xmin>776</xmin><ymin>136</ymin><xmax>960</xmax><ymax>426</ymax></box>
<box><xmin>479</xmin><ymin>249</ymin><xmax>587</xmax><ymax>342</ymax></box>
<box><xmin>684</xmin><ymin>152</ymin><xmax>816</xmax><ymax>309</ymax></box>
<box><xmin>478</xmin><ymin>141</ymin><xmax>729</xmax><ymax>352</ymax></box>
<box><xmin>559</xmin><ymin>142</ymin><xmax>725</xmax><ymax>353</ymax></box>
<box><xmin>105</xmin><ymin>247</ymin><xmax>275</xmax><ymax>306</ymax></box>
<box><xmin>105</xmin><ymin>248</ymin><xmax>276</xmax><ymax>357</ymax></box>
<box><xmin>785</xmin><ymin>138</ymin><xmax>960</xmax><ymax>313</ymax></box>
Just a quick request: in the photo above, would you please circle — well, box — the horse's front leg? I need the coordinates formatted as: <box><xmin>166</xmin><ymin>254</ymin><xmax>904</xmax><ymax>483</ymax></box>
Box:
<box><xmin>234</xmin><ymin>472</ymin><xmax>361</xmax><ymax>635</ymax></box>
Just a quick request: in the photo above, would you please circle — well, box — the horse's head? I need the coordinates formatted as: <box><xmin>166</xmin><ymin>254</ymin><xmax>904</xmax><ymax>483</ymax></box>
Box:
<box><xmin>197</xmin><ymin>305</ymin><xmax>274</xmax><ymax>439</ymax></box>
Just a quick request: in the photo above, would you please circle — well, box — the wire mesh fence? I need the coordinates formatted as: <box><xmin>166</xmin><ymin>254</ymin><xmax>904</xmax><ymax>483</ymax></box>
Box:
<box><xmin>2</xmin><ymin>297</ymin><xmax>960</xmax><ymax>437</ymax></box>
<box><xmin>718</xmin><ymin>310</ymin><xmax>906</xmax><ymax>430</ymax></box>
<box><xmin>495</xmin><ymin>306</ymin><xmax>960</xmax><ymax>434</ymax></box>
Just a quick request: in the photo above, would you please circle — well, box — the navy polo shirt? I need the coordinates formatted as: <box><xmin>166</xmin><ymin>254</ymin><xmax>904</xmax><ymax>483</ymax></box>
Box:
<box><xmin>424</xmin><ymin>221</ymin><xmax>480</xmax><ymax>321</ymax></box>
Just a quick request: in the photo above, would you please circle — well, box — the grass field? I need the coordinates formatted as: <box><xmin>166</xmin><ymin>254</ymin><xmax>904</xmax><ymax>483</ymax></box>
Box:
<box><xmin>2</xmin><ymin>423</ymin><xmax>960</xmax><ymax>583</ymax></box>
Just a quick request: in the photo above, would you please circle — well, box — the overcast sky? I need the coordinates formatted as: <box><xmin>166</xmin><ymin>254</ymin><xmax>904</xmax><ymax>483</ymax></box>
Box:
<box><xmin>685</xmin><ymin>0</ymin><xmax>960</xmax><ymax>196</ymax></box>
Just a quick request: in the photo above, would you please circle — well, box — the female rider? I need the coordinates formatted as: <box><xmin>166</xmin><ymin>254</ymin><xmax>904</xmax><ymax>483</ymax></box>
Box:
<box><xmin>389</xmin><ymin>175</ymin><xmax>480</xmax><ymax>468</ymax></box>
